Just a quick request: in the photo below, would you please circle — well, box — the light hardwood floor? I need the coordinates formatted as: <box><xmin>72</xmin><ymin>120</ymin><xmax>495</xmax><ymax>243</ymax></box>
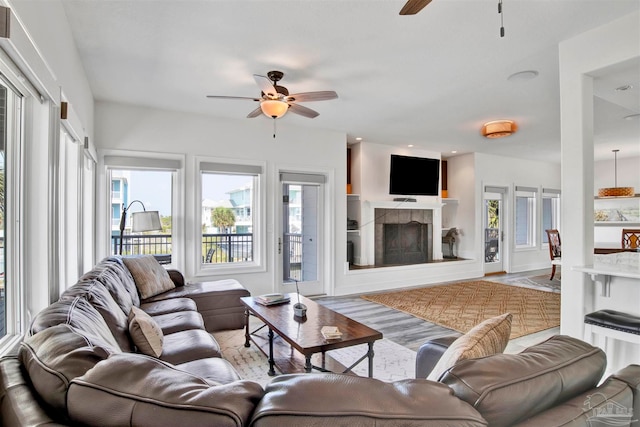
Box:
<box><xmin>314</xmin><ymin>268</ymin><xmax>560</xmax><ymax>353</ymax></box>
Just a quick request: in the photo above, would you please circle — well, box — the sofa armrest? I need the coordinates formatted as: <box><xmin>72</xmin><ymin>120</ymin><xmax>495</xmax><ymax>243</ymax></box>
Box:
<box><xmin>415</xmin><ymin>335</ymin><xmax>459</xmax><ymax>379</ymax></box>
<box><xmin>251</xmin><ymin>373</ymin><xmax>487</xmax><ymax>426</ymax></box>
<box><xmin>167</xmin><ymin>269</ymin><xmax>185</xmax><ymax>287</ymax></box>
<box><xmin>612</xmin><ymin>364</ymin><xmax>640</xmax><ymax>420</ymax></box>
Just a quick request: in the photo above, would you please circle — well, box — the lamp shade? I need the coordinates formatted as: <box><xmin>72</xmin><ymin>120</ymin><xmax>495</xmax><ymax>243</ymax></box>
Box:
<box><xmin>260</xmin><ymin>100</ymin><xmax>288</xmax><ymax>118</ymax></box>
<box><xmin>481</xmin><ymin>120</ymin><xmax>517</xmax><ymax>138</ymax></box>
<box><xmin>131</xmin><ymin>211</ymin><xmax>162</xmax><ymax>232</ymax></box>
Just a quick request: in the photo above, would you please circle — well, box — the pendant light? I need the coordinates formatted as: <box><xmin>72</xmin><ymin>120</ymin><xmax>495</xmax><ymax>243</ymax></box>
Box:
<box><xmin>597</xmin><ymin>149</ymin><xmax>635</xmax><ymax>197</ymax></box>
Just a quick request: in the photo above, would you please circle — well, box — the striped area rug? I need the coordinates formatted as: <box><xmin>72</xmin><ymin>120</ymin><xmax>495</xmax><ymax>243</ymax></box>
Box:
<box><xmin>362</xmin><ymin>280</ymin><xmax>560</xmax><ymax>339</ymax></box>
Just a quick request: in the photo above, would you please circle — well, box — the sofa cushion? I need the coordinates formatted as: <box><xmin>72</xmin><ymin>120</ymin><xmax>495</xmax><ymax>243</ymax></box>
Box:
<box><xmin>160</xmin><ymin>329</ymin><xmax>221</xmax><ymax>365</ymax></box>
<box><xmin>123</xmin><ymin>255</ymin><xmax>175</xmax><ymax>299</ymax></box>
<box><xmin>440</xmin><ymin>335</ymin><xmax>607</xmax><ymax>427</ymax></box>
<box><xmin>151</xmin><ymin>310</ymin><xmax>205</xmax><ymax>335</ymax></box>
<box><xmin>427</xmin><ymin>313</ymin><xmax>512</xmax><ymax>381</ymax></box>
<box><xmin>251</xmin><ymin>374</ymin><xmax>488</xmax><ymax>427</ymax></box>
<box><xmin>61</xmin><ymin>280</ymin><xmax>134</xmax><ymax>352</ymax></box>
<box><xmin>29</xmin><ymin>297</ymin><xmax>121</xmax><ymax>350</ymax></box>
<box><xmin>140</xmin><ymin>297</ymin><xmax>197</xmax><ymax>316</ymax></box>
<box><xmin>67</xmin><ymin>353</ymin><xmax>264</xmax><ymax>427</ymax></box>
<box><xmin>19</xmin><ymin>324</ymin><xmax>117</xmax><ymax>415</ymax></box>
<box><xmin>80</xmin><ymin>256</ymin><xmax>140</xmax><ymax>314</ymax></box>
<box><xmin>128</xmin><ymin>307</ymin><xmax>164</xmax><ymax>357</ymax></box>
<box><xmin>176</xmin><ymin>357</ymin><xmax>243</xmax><ymax>385</ymax></box>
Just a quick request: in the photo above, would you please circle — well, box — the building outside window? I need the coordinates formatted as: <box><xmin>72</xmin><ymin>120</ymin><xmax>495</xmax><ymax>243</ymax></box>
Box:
<box><xmin>200</xmin><ymin>161</ymin><xmax>262</xmax><ymax>266</ymax></box>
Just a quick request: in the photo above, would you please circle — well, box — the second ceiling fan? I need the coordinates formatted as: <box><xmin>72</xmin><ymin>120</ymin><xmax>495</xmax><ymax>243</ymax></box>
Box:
<box><xmin>207</xmin><ymin>70</ymin><xmax>338</xmax><ymax>119</ymax></box>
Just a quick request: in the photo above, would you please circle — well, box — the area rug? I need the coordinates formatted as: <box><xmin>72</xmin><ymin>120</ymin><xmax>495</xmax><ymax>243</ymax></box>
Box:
<box><xmin>362</xmin><ymin>280</ymin><xmax>560</xmax><ymax>339</ymax></box>
<box><xmin>213</xmin><ymin>329</ymin><xmax>416</xmax><ymax>386</ymax></box>
<box><xmin>499</xmin><ymin>274</ymin><xmax>561</xmax><ymax>293</ymax></box>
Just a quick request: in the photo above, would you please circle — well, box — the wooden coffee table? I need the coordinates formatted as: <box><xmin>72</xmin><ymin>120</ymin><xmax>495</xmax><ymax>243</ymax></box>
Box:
<box><xmin>240</xmin><ymin>294</ymin><xmax>383</xmax><ymax>377</ymax></box>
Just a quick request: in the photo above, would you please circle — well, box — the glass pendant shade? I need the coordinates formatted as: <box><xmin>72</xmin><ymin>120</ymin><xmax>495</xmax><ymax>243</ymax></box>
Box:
<box><xmin>260</xmin><ymin>100</ymin><xmax>288</xmax><ymax>118</ymax></box>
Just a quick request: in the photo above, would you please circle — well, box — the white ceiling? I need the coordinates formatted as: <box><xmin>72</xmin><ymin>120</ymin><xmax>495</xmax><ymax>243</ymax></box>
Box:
<box><xmin>59</xmin><ymin>0</ymin><xmax>640</xmax><ymax>162</ymax></box>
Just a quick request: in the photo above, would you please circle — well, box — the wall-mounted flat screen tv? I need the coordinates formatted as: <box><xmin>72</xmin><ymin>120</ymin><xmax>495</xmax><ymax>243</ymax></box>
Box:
<box><xmin>389</xmin><ymin>154</ymin><xmax>440</xmax><ymax>196</ymax></box>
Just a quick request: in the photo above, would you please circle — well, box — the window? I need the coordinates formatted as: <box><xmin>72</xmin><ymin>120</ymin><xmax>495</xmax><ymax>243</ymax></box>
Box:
<box><xmin>542</xmin><ymin>189</ymin><xmax>561</xmax><ymax>244</ymax></box>
<box><xmin>515</xmin><ymin>186</ymin><xmax>537</xmax><ymax>248</ymax></box>
<box><xmin>0</xmin><ymin>80</ymin><xmax>23</xmax><ymax>340</ymax></box>
<box><xmin>103</xmin><ymin>153</ymin><xmax>180</xmax><ymax>266</ymax></box>
<box><xmin>199</xmin><ymin>161</ymin><xmax>262</xmax><ymax>269</ymax></box>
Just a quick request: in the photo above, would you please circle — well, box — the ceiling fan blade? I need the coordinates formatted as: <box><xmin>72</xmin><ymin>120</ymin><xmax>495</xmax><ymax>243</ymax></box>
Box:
<box><xmin>288</xmin><ymin>103</ymin><xmax>319</xmax><ymax>119</ymax></box>
<box><xmin>253</xmin><ymin>74</ymin><xmax>278</xmax><ymax>98</ymax></box>
<box><xmin>247</xmin><ymin>106</ymin><xmax>263</xmax><ymax>118</ymax></box>
<box><xmin>285</xmin><ymin>91</ymin><xmax>338</xmax><ymax>103</ymax></box>
<box><xmin>399</xmin><ymin>0</ymin><xmax>433</xmax><ymax>15</ymax></box>
<box><xmin>206</xmin><ymin>95</ymin><xmax>261</xmax><ymax>101</ymax></box>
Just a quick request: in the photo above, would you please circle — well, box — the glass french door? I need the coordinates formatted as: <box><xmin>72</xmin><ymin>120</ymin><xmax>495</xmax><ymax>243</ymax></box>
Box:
<box><xmin>279</xmin><ymin>173</ymin><xmax>325</xmax><ymax>296</ymax></box>
<box><xmin>484</xmin><ymin>190</ymin><xmax>505</xmax><ymax>274</ymax></box>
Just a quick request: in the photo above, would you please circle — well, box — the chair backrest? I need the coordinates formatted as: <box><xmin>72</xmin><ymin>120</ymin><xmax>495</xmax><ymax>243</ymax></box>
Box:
<box><xmin>622</xmin><ymin>229</ymin><xmax>640</xmax><ymax>249</ymax></box>
<box><xmin>204</xmin><ymin>247</ymin><xmax>216</xmax><ymax>263</ymax></box>
<box><xmin>546</xmin><ymin>229</ymin><xmax>561</xmax><ymax>259</ymax></box>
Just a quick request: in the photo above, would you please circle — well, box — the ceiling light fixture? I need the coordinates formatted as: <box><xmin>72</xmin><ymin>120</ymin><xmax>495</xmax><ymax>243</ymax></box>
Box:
<box><xmin>260</xmin><ymin>100</ymin><xmax>288</xmax><ymax>119</ymax></box>
<box><xmin>598</xmin><ymin>149</ymin><xmax>635</xmax><ymax>198</ymax></box>
<box><xmin>355</xmin><ymin>137</ymin><xmax>362</xmax><ymax>141</ymax></box>
<box><xmin>481</xmin><ymin>120</ymin><xmax>518</xmax><ymax>138</ymax></box>
<box><xmin>408</xmin><ymin>144</ymin><xmax>414</xmax><ymax>147</ymax></box>
<box><xmin>624</xmin><ymin>113</ymin><xmax>640</xmax><ymax>120</ymax></box>
<box><xmin>615</xmin><ymin>84</ymin><xmax>633</xmax><ymax>91</ymax></box>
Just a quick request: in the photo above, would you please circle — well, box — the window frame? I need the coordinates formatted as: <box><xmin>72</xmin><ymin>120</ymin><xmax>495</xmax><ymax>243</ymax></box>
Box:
<box><xmin>541</xmin><ymin>189</ymin><xmax>561</xmax><ymax>245</ymax></box>
<box><xmin>195</xmin><ymin>157</ymin><xmax>266</xmax><ymax>277</ymax></box>
<box><xmin>0</xmin><ymin>76</ymin><xmax>25</xmax><ymax>350</ymax></box>
<box><xmin>514</xmin><ymin>186</ymin><xmax>537</xmax><ymax>250</ymax></box>
<box><xmin>99</xmin><ymin>151</ymin><xmax>184</xmax><ymax>269</ymax></box>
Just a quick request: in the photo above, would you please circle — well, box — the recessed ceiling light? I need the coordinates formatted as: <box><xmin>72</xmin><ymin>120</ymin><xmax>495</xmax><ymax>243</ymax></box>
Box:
<box><xmin>616</xmin><ymin>85</ymin><xmax>633</xmax><ymax>91</ymax></box>
<box><xmin>408</xmin><ymin>144</ymin><xmax>414</xmax><ymax>148</ymax></box>
<box><xmin>507</xmin><ymin>70</ymin><xmax>539</xmax><ymax>82</ymax></box>
<box><xmin>451</xmin><ymin>150</ymin><xmax>457</xmax><ymax>154</ymax></box>
<box><xmin>624</xmin><ymin>113</ymin><xmax>640</xmax><ymax>120</ymax></box>
<box><xmin>355</xmin><ymin>137</ymin><xmax>362</xmax><ymax>141</ymax></box>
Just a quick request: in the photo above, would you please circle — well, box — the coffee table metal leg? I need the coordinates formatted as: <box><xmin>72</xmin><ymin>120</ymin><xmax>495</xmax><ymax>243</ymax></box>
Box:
<box><xmin>244</xmin><ymin>308</ymin><xmax>250</xmax><ymax>347</ymax></box>
<box><xmin>305</xmin><ymin>355</ymin><xmax>312</xmax><ymax>373</ymax></box>
<box><xmin>367</xmin><ymin>342</ymin><xmax>375</xmax><ymax>378</ymax></box>
<box><xmin>268</xmin><ymin>328</ymin><xmax>276</xmax><ymax>376</ymax></box>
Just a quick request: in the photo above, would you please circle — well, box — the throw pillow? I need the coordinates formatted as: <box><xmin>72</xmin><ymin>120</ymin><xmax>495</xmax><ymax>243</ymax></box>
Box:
<box><xmin>128</xmin><ymin>306</ymin><xmax>164</xmax><ymax>357</ymax></box>
<box><xmin>123</xmin><ymin>255</ymin><xmax>175</xmax><ymax>299</ymax></box>
<box><xmin>426</xmin><ymin>312</ymin><xmax>512</xmax><ymax>381</ymax></box>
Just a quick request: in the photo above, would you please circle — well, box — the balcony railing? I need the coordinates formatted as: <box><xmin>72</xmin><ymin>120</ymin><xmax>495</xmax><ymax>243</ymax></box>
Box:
<box><xmin>111</xmin><ymin>233</ymin><xmax>255</xmax><ymax>264</ymax></box>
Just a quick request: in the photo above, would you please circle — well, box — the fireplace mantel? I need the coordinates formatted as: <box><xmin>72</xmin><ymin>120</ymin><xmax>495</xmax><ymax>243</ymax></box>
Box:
<box><xmin>363</xmin><ymin>200</ymin><xmax>444</xmax><ymax>210</ymax></box>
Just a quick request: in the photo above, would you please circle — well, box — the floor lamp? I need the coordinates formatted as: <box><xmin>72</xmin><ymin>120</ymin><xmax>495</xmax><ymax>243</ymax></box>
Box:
<box><xmin>119</xmin><ymin>200</ymin><xmax>162</xmax><ymax>255</ymax></box>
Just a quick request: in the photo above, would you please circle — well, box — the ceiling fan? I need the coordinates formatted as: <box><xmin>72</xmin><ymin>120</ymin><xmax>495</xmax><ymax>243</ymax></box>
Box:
<box><xmin>399</xmin><ymin>0</ymin><xmax>433</xmax><ymax>15</ymax></box>
<box><xmin>206</xmin><ymin>70</ymin><xmax>338</xmax><ymax>120</ymax></box>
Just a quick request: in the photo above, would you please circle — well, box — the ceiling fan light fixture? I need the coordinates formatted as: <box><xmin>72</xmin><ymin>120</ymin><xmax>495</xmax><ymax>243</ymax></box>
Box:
<box><xmin>481</xmin><ymin>120</ymin><xmax>517</xmax><ymax>138</ymax></box>
<box><xmin>260</xmin><ymin>100</ymin><xmax>288</xmax><ymax>119</ymax></box>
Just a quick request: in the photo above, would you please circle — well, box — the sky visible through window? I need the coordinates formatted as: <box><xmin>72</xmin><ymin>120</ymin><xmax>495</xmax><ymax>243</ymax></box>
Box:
<box><xmin>128</xmin><ymin>171</ymin><xmax>249</xmax><ymax>216</ymax></box>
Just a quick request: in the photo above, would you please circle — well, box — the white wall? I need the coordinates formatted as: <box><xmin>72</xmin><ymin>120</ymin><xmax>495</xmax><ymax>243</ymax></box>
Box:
<box><xmin>95</xmin><ymin>101</ymin><xmax>346</xmax><ymax>297</ymax></box>
<box><xmin>475</xmin><ymin>153</ymin><xmax>561</xmax><ymax>272</ymax></box>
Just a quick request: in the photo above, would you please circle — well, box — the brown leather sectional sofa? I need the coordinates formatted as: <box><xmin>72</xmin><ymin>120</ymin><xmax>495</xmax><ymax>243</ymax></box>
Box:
<box><xmin>1</xmin><ymin>255</ymin><xmax>639</xmax><ymax>426</ymax></box>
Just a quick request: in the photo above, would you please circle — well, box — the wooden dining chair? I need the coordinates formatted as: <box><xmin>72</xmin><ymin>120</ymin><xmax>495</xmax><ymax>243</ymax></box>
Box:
<box><xmin>545</xmin><ymin>229</ymin><xmax>561</xmax><ymax>280</ymax></box>
<box><xmin>622</xmin><ymin>229</ymin><xmax>640</xmax><ymax>249</ymax></box>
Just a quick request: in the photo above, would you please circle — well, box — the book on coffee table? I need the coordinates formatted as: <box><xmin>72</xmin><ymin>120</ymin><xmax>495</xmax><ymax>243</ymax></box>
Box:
<box><xmin>256</xmin><ymin>293</ymin><xmax>290</xmax><ymax>306</ymax></box>
<box><xmin>321</xmin><ymin>326</ymin><xmax>342</xmax><ymax>340</ymax></box>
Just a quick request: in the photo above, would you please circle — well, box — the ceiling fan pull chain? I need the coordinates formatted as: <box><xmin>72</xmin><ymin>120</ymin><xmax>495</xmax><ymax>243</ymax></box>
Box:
<box><xmin>498</xmin><ymin>0</ymin><xmax>505</xmax><ymax>37</ymax></box>
<box><xmin>273</xmin><ymin>118</ymin><xmax>277</xmax><ymax>138</ymax></box>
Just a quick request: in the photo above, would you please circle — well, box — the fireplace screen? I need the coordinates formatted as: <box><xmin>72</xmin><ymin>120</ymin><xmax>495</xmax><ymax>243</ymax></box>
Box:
<box><xmin>383</xmin><ymin>221</ymin><xmax>429</xmax><ymax>265</ymax></box>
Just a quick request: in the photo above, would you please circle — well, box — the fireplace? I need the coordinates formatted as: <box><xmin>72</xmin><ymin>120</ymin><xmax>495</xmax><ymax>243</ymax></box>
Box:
<box><xmin>374</xmin><ymin>208</ymin><xmax>433</xmax><ymax>266</ymax></box>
